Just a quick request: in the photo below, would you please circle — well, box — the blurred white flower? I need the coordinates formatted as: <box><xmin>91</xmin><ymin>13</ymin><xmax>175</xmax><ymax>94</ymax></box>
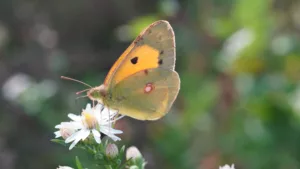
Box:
<box><xmin>219</xmin><ymin>164</ymin><xmax>235</xmax><ymax>169</ymax></box>
<box><xmin>57</xmin><ymin>166</ymin><xmax>73</xmax><ymax>169</ymax></box>
<box><xmin>217</xmin><ymin>28</ymin><xmax>254</xmax><ymax>71</ymax></box>
<box><xmin>126</xmin><ymin>146</ymin><xmax>142</xmax><ymax>160</ymax></box>
<box><xmin>65</xmin><ymin>103</ymin><xmax>123</xmax><ymax>150</ymax></box>
<box><xmin>33</xmin><ymin>23</ymin><xmax>58</xmax><ymax>49</ymax></box>
<box><xmin>223</xmin><ymin>28</ymin><xmax>254</xmax><ymax>58</ymax></box>
<box><xmin>54</xmin><ymin>122</ymin><xmax>77</xmax><ymax>139</ymax></box>
<box><xmin>2</xmin><ymin>73</ymin><xmax>33</xmax><ymax>101</ymax></box>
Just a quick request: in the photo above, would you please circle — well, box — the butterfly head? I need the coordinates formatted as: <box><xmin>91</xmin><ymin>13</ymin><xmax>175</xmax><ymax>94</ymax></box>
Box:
<box><xmin>87</xmin><ymin>84</ymin><xmax>107</xmax><ymax>102</ymax></box>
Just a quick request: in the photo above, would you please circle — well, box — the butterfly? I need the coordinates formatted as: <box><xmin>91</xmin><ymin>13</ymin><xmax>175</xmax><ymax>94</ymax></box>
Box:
<box><xmin>63</xmin><ymin>20</ymin><xmax>180</xmax><ymax>120</ymax></box>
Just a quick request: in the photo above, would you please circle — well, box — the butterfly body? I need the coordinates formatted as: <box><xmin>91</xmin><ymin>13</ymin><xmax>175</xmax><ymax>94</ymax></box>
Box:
<box><xmin>87</xmin><ymin>20</ymin><xmax>180</xmax><ymax>120</ymax></box>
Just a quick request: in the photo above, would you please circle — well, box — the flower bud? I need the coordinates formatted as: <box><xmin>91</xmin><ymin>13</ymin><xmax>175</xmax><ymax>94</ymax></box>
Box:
<box><xmin>126</xmin><ymin>146</ymin><xmax>142</xmax><ymax>160</ymax></box>
<box><xmin>106</xmin><ymin>143</ymin><xmax>119</xmax><ymax>158</ymax></box>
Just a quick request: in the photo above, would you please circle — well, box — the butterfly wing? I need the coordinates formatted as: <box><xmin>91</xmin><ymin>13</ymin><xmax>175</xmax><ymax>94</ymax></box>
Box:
<box><xmin>104</xmin><ymin>20</ymin><xmax>176</xmax><ymax>87</ymax></box>
<box><xmin>110</xmin><ymin>68</ymin><xmax>180</xmax><ymax>120</ymax></box>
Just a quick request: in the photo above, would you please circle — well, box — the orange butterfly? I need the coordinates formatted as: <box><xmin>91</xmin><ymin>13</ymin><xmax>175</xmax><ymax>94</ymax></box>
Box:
<box><xmin>63</xmin><ymin>20</ymin><xmax>180</xmax><ymax>120</ymax></box>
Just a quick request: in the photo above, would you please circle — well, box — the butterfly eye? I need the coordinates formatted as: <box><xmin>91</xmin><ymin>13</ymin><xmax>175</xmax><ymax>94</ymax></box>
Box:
<box><xmin>158</xmin><ymin>59</ymin><xmax>163</xmax><ymax>65</ymax></box>
<box><xmin>158</xmin><ymin>35</ymin><xmax>162</xmax><ymax>40</ymax></box>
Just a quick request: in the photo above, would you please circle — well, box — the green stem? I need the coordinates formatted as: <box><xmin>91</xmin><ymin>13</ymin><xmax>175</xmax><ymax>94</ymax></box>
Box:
<box><xmin>119</xmin><ymin>159</ymin><xmax>132</xmax><ymax>169</ymax></box>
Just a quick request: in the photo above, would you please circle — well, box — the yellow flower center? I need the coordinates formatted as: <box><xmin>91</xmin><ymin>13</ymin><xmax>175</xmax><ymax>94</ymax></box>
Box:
<box><xmin>82</xmin><ymin>111</ymin><xmax>97</xmax><ymax>129</ymax></box>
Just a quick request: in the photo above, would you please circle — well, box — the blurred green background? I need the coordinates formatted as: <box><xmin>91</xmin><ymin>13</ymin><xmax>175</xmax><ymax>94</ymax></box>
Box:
<box><xmin>1</xmin><ymin>0</ymin><xmax>300</xmax><ymax>168</ymax></box>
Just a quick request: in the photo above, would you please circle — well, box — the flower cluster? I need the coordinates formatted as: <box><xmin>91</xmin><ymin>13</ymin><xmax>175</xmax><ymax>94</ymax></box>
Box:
<box><xmin>53</xmin><ymin>103</ymin><xmax>235</xmax><ymax>169</ymax></box>
<box><xmin>53</xmin><ymin>103</ymin><xmax>149</xmax><ymax>168</ymax></box>
<box><xmin>54</xmin><ymin>103</ymin><xmax>122</xmax><ymax>150</ymax></box>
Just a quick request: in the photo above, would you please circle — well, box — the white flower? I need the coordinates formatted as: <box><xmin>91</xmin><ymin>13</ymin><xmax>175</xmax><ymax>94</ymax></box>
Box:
<box><xmin>219</xmin><ymin>164</ymin><xmax>235</xmax><ymax>169</ymax></box>
<box><xmin>57</xmin><ymin>166</ymin><xmax>73</xmax><ymax>169</ymax></box>
<box><xmin>54</xmin><ymin>122</ymin><xmax>77</xmax><ymax>139</ymax></box>
<box><xmin>65</xmin><ymin>103</ymin><xmax>123</xmax><ymax>150</ymax></box>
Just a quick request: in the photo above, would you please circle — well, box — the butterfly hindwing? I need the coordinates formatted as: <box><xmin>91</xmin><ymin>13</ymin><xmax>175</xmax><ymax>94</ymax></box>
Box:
<box><xmin>110</xmin><ymin>68</ymin><xmax>180</xmax><ymax>120</ymax></box>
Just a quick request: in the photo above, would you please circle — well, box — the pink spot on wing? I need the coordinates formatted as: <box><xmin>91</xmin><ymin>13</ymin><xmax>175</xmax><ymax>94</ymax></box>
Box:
<box><xmin>144</xmin><ymin>83</ymin><xmax>154</xmax><ymax>93</ymax></box>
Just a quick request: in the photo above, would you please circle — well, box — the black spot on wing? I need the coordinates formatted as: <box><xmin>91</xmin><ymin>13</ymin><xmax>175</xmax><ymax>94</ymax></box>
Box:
<box><xmin>131</xmin><ymin>57</ymin><xmax>138</xmax><ymax>64</ymax></box>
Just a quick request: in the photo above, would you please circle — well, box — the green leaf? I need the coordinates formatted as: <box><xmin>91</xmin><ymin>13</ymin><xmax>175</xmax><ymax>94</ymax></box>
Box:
<box><xmin>119</xmin><ymin>145</ymin><xmax>125</xmax><ymax>158</ymax></box>
<box><xmin>120</xmin><ymin>145</ymin><xmax>125</xmax><ymax>153</ymax></box>
<box><xmin>75</xmin><ymin>156</ymin><xmax>83</xmax><ymax>169</ymax></box>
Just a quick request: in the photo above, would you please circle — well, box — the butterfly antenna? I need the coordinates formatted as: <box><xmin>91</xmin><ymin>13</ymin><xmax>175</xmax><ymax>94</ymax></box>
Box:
<box><xmin>76</xmin><ymin>88</ymin><xmax>90</xmax><ymax>95</ymax></box>
<box><xmin>76</xmin><ymin>95</ymin><xmax>88</xmax><ymax>100</ymax></box>
<box><xmin>61</xmin><ymin>76</ymin><xmax>93</xmax><ymax>88</ymax></box>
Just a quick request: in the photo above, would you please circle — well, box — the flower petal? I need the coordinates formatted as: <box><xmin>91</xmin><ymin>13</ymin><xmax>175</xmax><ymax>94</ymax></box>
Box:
<box><xmin>65</xmin><ymin>129</ymin><xmax>83</xmax><ymax>143</ymax></box>
<box><xmin>92</xmin><ymin>129</ymin><xmax>101</xmax><ymax>143</ymax></box>
<box><xmin>85</xmin><ymin>103</ymin><xmax>92</xmax><ymax>110</ymax></box>
<box><xmin>55</xmin><ymin>122</ymin><xmax>75</xmax><ymax>129</ymax></box>
<box><xmin>101</xmin><ymin>126</ymin><xmax>123</xmax><ymax>134</ymax></box>
<box><xmin>69</xmin><ymin>135</ymin><xmax>82</xmax><ymax>150</ymax></box>
<box><xmin>68</xmin><ymin>114</ymin><xmax>81</xmax><ymax>121</ymax></box>
<box><xmin>98</xmin><ymin>110</ymin><xmax>117</xmax><ymax>125</ymax></box>
<box><xmin>101</xmin><ymin>108</ymin><xmax>110</xmax><ymax>118</ymax></box>
<box><xmin>55</xmin><ymin>124</ymin><xmax>62</xmax><ymax>128</ymax></box>
<box><xmin>95</xmin><ymin>104</ymin><xmax>103</xmax><ymax>111</ymax></box>
<box><xmin>92</xmin><ymin>129</ymin><xmax>100</xmax><ymax>137</ymax></box>
<box><xmin>100</xmin><ymin>126</ymin><xmax>122</xmax><ymax>141</ymax></box>
<box><xmin>80</xmin><ymin>129</ymin><xmax>90</xmax><ymax>141</ymax></box>
<box><xmin>107</xmin><ymin>134</ymin><xmax>121</xmax><ymax>141</ymax></box>
<box><xmin>94</xmin><ymin>106</ymin><xmax>102</xmax><ymax>122</ymax></box>
<box><xmin>69</xmin><ymin>121</ymin><xmax>83</xmax><ymax>129</ymax></box>
<box><xmin>95</xmin><ymin>112</ymin><xmax>101</xmax><ymax>123</ymax></box>
<box><xmin>54</xmin><ymin>131</ymin><xmax>61</xmax><ymax>138</ymax></box>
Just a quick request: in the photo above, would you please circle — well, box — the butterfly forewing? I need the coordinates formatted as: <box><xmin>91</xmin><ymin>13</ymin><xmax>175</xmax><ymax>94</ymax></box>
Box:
<box><xmin>104</xmin><ymin>20</ymin><xmax>176</xmax><ymax>87</ymax></box>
